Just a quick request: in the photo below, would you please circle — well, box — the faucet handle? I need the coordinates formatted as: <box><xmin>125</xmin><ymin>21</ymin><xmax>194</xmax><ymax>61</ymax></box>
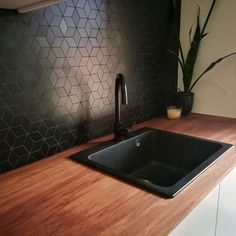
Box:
<box><xmin>117</xmin><ymin>121</ymin><xmax>136</xmax><ymax>140</ymax></box>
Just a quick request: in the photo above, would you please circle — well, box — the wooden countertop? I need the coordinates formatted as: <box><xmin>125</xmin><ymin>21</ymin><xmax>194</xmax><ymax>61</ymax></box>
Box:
<box><xmin>1</xmin><ymin>113</ymin><xmax>236</xmax><ymax>236</ymax></box>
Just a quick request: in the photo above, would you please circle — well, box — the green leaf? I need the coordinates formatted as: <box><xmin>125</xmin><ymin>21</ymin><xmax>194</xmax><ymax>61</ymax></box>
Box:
<box><xmin>172</xmin><ymin>0</ymin><xmax>185</xmax><ymax>65</ymax></box>
<box><xmin>170</xmin><ymin>0</ymin><xmax>220</xmax><ymax>93</ymax></box>
<box><xmin>168</xmin><ymin>49</ymin><xmax>184</xmax><ymax>75</ymax></box>
<box><xmin>182</xmin><ymin>5</ymin><xmax>201</xmax><ymax>92</ymax></box>
<box><xmin>189</xmin><ymin>52</ymin><xmax>236</xmax><ymax>91</ymax></box>
<box><xmin>189</xmin><ymin>25</ymin><xmax>193</xmax><ymax>43</ymax></box>
<box><xmin>201</xmin><ymin>0</ymin><xmax>217</xmax><ymax>35</ymax></box>
<box><xmin>202</xmin><ymin>32</ymin><xmax>209</xmax><ymax>38</ymax></box>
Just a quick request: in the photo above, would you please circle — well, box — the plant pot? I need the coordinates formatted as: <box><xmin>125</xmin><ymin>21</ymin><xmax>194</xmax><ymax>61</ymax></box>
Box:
<box><xmin>175</xmin><ymin>92</ymin><xmax>194</xmax><ymax>116</ymax></box>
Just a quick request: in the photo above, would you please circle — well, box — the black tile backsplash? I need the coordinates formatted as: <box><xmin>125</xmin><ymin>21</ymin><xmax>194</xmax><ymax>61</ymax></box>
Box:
<box><xmin>0</xmin><ymin>0</ymin><xmax>179</xmax><ymax>173</ymax></box>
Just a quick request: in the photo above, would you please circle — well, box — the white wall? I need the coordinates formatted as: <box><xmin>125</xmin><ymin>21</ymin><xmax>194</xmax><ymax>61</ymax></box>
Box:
<box><xmin>179</xmin><ymin>0</ymin><xmax>236</xmax><ymax>118</ymax></box>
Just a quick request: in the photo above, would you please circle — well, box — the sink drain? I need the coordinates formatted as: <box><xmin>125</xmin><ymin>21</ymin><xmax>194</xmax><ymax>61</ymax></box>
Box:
<box><xmin>135</xmin><ymin>139</ymin><xmax>140</xmax><ymax>147</ymax></box>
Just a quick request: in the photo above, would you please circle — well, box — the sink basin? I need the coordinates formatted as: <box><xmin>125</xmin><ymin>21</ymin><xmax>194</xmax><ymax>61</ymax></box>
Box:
<box><xmin>71</xmin><ymin>127</ymin><xmax>233</xmax><ymax>198</ymax></box>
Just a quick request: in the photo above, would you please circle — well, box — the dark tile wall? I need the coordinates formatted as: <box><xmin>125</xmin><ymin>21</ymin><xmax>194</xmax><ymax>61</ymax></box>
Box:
<box><xmin>0</xmin><ymin>0</ymin><xmax>179</xmax><ymax>173</ymax></box>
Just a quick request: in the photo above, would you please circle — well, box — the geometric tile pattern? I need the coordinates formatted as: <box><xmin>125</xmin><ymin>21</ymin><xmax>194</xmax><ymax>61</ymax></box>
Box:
<box><xmin>0</xmin><ymin>0</ymin><xmax>178</xmax><ymax>173</ymax></box>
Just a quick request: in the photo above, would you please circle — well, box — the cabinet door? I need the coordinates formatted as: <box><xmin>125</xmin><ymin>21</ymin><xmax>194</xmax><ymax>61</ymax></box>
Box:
<box><xmin>169</xmin><ymin>185</ymin><xmax>219</xmax><ymax>236</ymax></box>
<box><xmin>216</xmin><ymin>168</ymin><xmax>236</xmax><ymax>236</ymax></box>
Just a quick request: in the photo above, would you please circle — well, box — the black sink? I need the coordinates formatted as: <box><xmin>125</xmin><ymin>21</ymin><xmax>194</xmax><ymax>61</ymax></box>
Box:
<box><xmin>71</xmin><ymin>127</ymin><xmax>233</xmax><ymax>198</ymax></box>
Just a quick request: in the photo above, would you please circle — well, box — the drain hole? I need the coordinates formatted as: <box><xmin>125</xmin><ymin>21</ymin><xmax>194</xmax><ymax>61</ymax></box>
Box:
<box><xmin>135</xmin><ymin>139</ymin><xmax>140</xmax><ymax>147</ymax></box>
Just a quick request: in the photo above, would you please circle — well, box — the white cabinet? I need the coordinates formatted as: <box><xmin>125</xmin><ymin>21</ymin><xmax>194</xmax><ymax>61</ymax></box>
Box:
<box><xmin>170</xmin><ymin>185</ymin><xmax>219</xmax><ymax>236</ymax></box>
<box><xmin>216</xmin><ymin>168</ymin><xmax>236</xmax><ymax>236</ymax></box>
<box><xmin>170</xmin><ymin>167</ymin><xmax>236</xmax><ymax>236</ymax></box>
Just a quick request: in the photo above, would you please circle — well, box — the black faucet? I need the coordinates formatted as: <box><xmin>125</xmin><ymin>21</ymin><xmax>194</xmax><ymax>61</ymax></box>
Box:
<box><xmin>114</xmin><ymin>73</ymin><xmax>132</xmax><ymax>141</ymax></box>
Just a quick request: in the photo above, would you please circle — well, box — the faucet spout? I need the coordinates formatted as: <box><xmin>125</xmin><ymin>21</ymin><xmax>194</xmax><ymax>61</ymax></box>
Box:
<box><xmin>115</xmin><ymin>73</ymin><xmax>128</xmax><ymax>122</ymax></box>
<box><xmin>114</xmin><ymin>73</ymin><xmax>129</xmax><ymax>141</ymax></box>
<box><xmin>117</xmin><ymin>74</ymin><xmax>128</xmax><ymax>105</ymax></box>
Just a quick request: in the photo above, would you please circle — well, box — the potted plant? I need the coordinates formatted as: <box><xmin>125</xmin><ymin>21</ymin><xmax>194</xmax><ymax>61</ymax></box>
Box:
<box><xmin>170</xmin><ymin>0</ymin><xmax>236</xmax><ymax>115</ymax></box>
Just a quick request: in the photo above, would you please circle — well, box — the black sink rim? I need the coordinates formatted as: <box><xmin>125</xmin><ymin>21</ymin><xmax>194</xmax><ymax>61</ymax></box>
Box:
<box><xmin>70</xmin><ymin>127</ymin><xmax>234</xmax><ymax>198</ymax></box>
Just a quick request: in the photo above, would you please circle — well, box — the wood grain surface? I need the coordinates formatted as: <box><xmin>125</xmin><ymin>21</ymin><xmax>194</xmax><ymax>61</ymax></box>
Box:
<box><xmin>1</xmin><ymin>113</ymin><xmax>236</xmax><ymax>236</ymax></box>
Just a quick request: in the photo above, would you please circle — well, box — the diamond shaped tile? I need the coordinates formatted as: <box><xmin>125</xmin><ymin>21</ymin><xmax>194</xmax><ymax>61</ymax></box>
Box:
<box><xmin>0</xmin><ymin>0</ymin><xmax>179</xmax><ymax>173</ymax></box>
